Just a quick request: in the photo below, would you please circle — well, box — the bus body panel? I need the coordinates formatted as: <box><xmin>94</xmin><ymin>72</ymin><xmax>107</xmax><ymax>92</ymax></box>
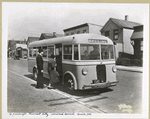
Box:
<box><xmin>28</xmin><ymin>58</ymin><xmax>36</xmax><ymax>73</ymax></box>
<box><xmin>105</xmin><ymin>64</ymin><xmax>116</xmax><ymax>83</ymax></box>
<box><xmin>76</xmin><ymin>65</ymin><xmax>97</xmax><ymax>89</ymax></box>
<box><xmin>62</xmin><ymin>61</ymin><xmax>117</xmax><ymax>90</ymax></box>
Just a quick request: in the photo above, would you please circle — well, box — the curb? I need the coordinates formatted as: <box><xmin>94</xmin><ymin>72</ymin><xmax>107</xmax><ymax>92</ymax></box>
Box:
<box><xmin>116</xmin><ymin>66</ymin><xmax>143</xmax><ymax>73</ymax></box>
<box><xmin>20</xmin><ymin>58</ymin><xmax>28</xmax><ymax>61</ymax></box>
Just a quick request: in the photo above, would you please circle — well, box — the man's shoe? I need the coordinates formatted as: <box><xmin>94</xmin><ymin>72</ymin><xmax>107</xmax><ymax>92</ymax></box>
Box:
<box><xmin>47</xmin><ymin>86</ymin><xmax>53</xmax><ymax>89</ymax></box>
<box><xmin>36</xmin><ymin>86</ymin><xmax>43</xmax><ymax>89</ymax></box>
<box><xmin>43</xmin><ymin>84</ymin><xmax>47</xmax><ymax>88</ymax></box>
<box><xmin>36</xmin><ymin>86</ymin><xmax>39</xmax><ymax>88</ymax></box>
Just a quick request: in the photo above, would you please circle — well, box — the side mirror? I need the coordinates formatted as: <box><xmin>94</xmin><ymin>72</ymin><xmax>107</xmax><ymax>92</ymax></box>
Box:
<box><xmin>113</xmin><ymin>42</ymin><xmax>116</xmax><ymax>45</ymax></box>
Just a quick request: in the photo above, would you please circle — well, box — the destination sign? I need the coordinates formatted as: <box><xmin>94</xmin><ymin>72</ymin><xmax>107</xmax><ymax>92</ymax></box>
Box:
<box><xmin>88</xmin><ymin>39</ymin><xmax>108</xmax><ymax>43</ymax></box>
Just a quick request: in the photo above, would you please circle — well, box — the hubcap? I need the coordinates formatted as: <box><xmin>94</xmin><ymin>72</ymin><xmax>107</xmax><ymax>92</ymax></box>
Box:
<box><xmin>34</xmin><ymin>70</ymin><xmax>37</xmax><ymax>80</ymax></box>
<box><xmin>67</xmin><ymin>79</ymin><xmax>74</xmax><ymax>90</ymax></box>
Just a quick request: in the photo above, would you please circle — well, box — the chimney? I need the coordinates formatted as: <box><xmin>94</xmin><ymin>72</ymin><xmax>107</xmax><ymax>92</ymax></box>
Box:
<box><xmin>24</xmin><ymin>39</ymin><xmax>26</xmax><ymax>44</ymax></box>
<box><xmin>125</xmin><ymin>15</ymin><xmax>128</xmax><ymax>21</ymax></box>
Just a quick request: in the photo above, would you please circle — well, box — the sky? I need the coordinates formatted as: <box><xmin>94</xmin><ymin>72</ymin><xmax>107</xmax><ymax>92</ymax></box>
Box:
<box><xmin>3</xmin><ymin>3</ymin><xmax>148</xmax><ymax>40</ymax></box>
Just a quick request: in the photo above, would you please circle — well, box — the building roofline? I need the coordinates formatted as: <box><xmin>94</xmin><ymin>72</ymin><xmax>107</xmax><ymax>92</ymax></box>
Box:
<box><xmin>100</xmin><ymin>17</ymin><xmax>142</xmax><ymax>32</ymax></box>
<box><xmin>63</xmin><ymin>23</ymin><xmax>103</xmax><ymax>32</ymax></box>
<box><xmin>40</xmin><ymin>33</ymin><xmax>63</xmax><ymax>36</ymax></box>
<box><xmin>28</xmin><ymin>36</ymin><xmax>40</xmax><ymax>38</ymax></box>
<box><xmin>133</xmin><ymin>25</ymin><xmax>143</xmax><ymax>28</ymax></box>
<box><xmin>63</xmin><ymin>23</ymin><xmax>88</xmax><ymax>32</ymax></box>
<box><xmin>87</xmin><ymin>22</ymin><xmax>103</xmax><ymax>27</ymax></box>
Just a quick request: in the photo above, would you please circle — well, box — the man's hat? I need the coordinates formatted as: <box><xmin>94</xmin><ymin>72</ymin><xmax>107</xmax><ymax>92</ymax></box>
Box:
<box><xmin>38</xmin><ymin>47</ymin><xmax>43</xmax><ymax>53</ymax></box>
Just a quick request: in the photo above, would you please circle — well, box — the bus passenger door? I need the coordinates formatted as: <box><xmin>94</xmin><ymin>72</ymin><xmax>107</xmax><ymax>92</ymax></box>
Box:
<box><xmin>55</xmin><ymin>44</ymin><xmax>62</xmax><ymax>76</ymax></box>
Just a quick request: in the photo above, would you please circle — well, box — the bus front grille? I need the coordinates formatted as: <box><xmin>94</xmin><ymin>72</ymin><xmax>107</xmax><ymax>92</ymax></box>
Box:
<box><xmin>96</xmin><ymin>65</ymin><xmax>106</xmax><ymax>83</ymax></box>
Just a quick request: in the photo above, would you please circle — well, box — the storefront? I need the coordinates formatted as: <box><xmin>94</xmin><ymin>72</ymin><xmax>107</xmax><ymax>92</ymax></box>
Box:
<box><xmin>16</xmin><ymin>47</ymin><xmax>28</xmax><ymax>58</ymax></box>
<box><xmin>14</xmin><ymin>44</ymin><xmax>28</xmax><ymax>59</ymax></box>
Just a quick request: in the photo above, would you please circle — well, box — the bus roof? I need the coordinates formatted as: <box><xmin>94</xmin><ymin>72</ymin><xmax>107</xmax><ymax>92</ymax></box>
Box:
<box><xmin>28</xmin><ymin>33</ymin><xmax>113</xmax><ymax>47</ymax></box>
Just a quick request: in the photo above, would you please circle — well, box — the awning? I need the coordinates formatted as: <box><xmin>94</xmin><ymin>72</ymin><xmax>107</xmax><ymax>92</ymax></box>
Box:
<box><xmin>16</xmin><ymin>44</ymin><xmax>27</xmax><ymax>49</ymax></box>
<box><xmin>131</xmin><ymin>31</ymin><xmax>143</xmax><ymax>40</ymax></box>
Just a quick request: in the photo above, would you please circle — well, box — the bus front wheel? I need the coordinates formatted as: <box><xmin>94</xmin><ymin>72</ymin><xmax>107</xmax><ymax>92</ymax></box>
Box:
<box><xmin>65</xmin><ymin>76</ymin><xmax>74</xmax><ymax>90</ymax></box>
<box><xmin>33</xmin><ymin>68</ymin><xmax>38</xmax><ymax>81</ymax></box>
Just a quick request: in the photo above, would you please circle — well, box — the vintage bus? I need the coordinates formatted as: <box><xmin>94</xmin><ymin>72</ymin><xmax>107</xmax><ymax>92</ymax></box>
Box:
<box><xmin>28</xmin><ymin>33</ymin><xmax>119</xmax><ymax>90</ymax></box>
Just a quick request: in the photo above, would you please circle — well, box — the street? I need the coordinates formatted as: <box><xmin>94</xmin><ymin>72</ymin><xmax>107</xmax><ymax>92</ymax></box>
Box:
<box><xmin>7</xmin><ymin>58</ymin><xmax>142</xmax><ymax>114</ymax></box>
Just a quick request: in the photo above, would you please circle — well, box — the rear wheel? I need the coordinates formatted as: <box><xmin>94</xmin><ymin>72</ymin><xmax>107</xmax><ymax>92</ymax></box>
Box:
<box><xmin>65</xmin><ymin>75</ymin><xmax>74</xmax><ymax>90</ymax></box>
<box><xmin>33</xmin><ymin>68</ymin><xmax>38</xmax><ymax>81</ymax></box>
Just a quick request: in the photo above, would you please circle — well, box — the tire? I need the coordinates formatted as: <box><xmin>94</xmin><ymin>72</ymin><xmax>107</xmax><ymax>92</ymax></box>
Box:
<box><xmin>33</xmin><ymin>68</ymin><xmax>38</xmax><ymax>81</ymax></box>
<box><xmin>65</xmin><ymin>75</ymin><xmax>74</xmax><ymax>90</ymax></box>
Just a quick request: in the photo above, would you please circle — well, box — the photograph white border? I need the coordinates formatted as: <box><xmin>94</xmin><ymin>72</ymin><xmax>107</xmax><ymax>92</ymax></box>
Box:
<box><xmin>2</xmin><ymin>2</ymin><xmax>149</xmax><ymax>118</ymax></box>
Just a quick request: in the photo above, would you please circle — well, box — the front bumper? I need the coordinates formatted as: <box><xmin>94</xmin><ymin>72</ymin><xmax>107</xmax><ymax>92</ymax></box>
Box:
<box><xmin>83</xmin><ymin>80</ymin><xmax>119</xmax><ymax>89</ymax></box>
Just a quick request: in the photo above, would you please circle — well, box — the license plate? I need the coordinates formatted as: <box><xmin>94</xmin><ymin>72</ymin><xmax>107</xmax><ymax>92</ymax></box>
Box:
<box><xmin>110</xmin><ymin>83</ymin><xmax>116</xmax><ymax>86</ymax></box>
<box><xmin>93</xmin><ymin>80</ymin><xmax>100</xmax><ymax>84</ymax></box>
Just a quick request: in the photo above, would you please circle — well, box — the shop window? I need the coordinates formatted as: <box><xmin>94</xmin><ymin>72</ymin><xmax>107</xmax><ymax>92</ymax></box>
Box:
<box><xmin>63</xmin><ymin>45</ymin><xmax>72</xmax><ymax>60</ymax></box>
<box><xmin>113</xmin><ymin>30</ymin><xmax>119</xmax><ymax>40</ymax></box>
<box><xmin>74</xmin><ymin>45</ymin><xmax>79</xmax><ymax>60</ymax></box>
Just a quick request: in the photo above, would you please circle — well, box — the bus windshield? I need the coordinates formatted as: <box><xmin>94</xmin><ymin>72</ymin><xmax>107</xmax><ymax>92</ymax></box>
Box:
<box><xmin>80</xmin><ymin>44</ymin><xmax>114</xmax><ymax>60</ymax></box>
<box><xmin>101</xmin><ymin>45</ymin><xmax>114</xmax><ymax>60</ymax></box>
<box><xmin>80</xmin><ymin>45</ymin><xmax>100</xmax><ymax>60</ymax></box>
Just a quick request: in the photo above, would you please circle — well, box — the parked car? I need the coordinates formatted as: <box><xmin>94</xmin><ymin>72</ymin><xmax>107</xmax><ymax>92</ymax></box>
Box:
<box><xmin>14</xmin><ymin>54</ymin><xmax>20</xmax><ymax>60</ymax></box>
<box><xmin>24</xmin><ymin>54</ymin><xmax>28</xmax><ymax>59</ymax></box>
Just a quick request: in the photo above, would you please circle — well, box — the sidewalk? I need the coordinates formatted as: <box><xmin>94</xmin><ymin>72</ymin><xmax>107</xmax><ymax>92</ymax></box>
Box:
<box><xmin>116</xmin><ymin>65</ymin><xmax>143</xmax><ymax>73</ymax></box>
<box><xmin>20</xmin><ymin>58</ymin><xmax>28</xmax><ymax>61</ymax></box>
<box><xmin>8</xmin><ymin>57</ymin><xmax>27</xmax><ymax>61</ymax></box>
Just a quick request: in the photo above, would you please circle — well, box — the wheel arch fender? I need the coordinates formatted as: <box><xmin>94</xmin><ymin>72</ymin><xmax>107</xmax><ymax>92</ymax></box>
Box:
<box><xmin>33</xmin><ymin>65</ymin><xmax>38</xmax><ymax>80</ymax></box>
<box><xmin>63</xmin><ymin>71</ymin><xmax>77</xmax><ymax>90</ymax></box>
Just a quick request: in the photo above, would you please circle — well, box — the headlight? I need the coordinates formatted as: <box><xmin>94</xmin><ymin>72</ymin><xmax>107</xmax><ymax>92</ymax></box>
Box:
<box><xmin>112</xmin><ymin>66</ymin><xmax>117</xmax><ymax>73</ymax></box>
<box><xmin>82</xmin><ymin>68</ymin><xmax>88</xmax><ymax>75</ymax></box>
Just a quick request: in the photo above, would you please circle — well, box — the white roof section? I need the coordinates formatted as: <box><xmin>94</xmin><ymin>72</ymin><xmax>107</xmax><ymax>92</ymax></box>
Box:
<box><xmin>16</xmin><ymin>44</ymin><xmax>27</xmax><ymax>49</ymax></box>
<box><xmin>88</xmin><ymin>24</ymin><xmax>102</xmax><ymax>34</ymax></box>
<box><xmin>29</xmin><ymin>33</ymin><xmax>113</xmax><ymax>47</ymax></box>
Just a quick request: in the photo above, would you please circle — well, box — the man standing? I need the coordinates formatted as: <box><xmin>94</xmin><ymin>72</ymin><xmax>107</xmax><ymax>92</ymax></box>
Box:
<box><xmin>36</xmin><ymin>48</ymin><xmax>44</xmax><ymax>89</ymax></box>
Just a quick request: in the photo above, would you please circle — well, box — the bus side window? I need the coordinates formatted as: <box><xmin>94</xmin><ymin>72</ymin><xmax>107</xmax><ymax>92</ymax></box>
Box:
<box><xmin>33</xmin><ymin>47</ymin><xmax>37</xmax><ymax>57</ymax></box>
<box><xmin>63</xmin><ymin>45</ymin><xmax>72</xmax><ymax>60</ymax></box>
<box><xmin>101</xmin><ymin>45</ymin><xmax>114</xmax><ymax>59</ymax></box>
<box><xmin>74</xmin><ymin>45</ymin><xmax>79</xmax><ymax>60</ymax></box>
<box><xmin>43</xmin><ymin>46</ymin><xmax>48</xmax><ymax>58</ymax></box>
<box><xmin>29</xmin><ymin>48</ymin><xmax>32</xmax><ymax>57</ymax></box>
<box><xmin>80</xmin><ymin>45</ymin><xmax>89</xmax><ymax>60</ymax></box>
<box><xmin>48</xmin><ymin>46</ymin><xmax>54</xmax><ymax>58</ymax></box>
